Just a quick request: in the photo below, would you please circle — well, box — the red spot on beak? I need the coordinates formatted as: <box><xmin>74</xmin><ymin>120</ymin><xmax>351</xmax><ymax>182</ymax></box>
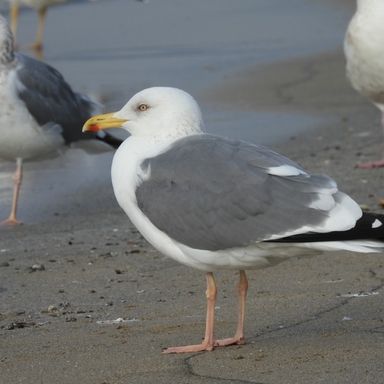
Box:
<box><xmin>87</xmin><ymin>124</ymin><xmax>100</xmax><ymax>132</ymax></box>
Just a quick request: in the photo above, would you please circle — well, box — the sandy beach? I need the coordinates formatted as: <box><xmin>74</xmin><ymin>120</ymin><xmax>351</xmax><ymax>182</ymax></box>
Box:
<box><xmin>1</xmin><ymin>1</ymin><xmax>384</xmax><ymax>383</ymax></box>
<box><xmin>2</xmin><ymin>50</ymin><xmax>384</xmax><ymax>383</ymax></box>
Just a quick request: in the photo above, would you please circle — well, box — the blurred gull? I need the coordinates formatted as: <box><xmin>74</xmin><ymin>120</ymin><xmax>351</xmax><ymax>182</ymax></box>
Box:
<box><xmin>83</xmin><ymin>87</ymin><xmax>384</xmax><ymax>353</ymax></box>
<box><xmin>8</xmin><ymin>0</ymin><xmax>67</xmax><ymax>50</ymax></box>
<box><xmin>344</xmin><ymin>0</ymin><xmax>384</xmax><ymax>168</ymax></box>
<box><xmin>0</xmin><ymin>15</ymin><xmax>121</xmax><ymax>225</ymax></box>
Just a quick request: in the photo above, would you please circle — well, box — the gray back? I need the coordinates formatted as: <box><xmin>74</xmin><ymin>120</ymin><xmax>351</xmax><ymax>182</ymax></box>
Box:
<box><xmin>16</xmin><ymin>54</ymin><xmax>99</xmax><ymax>144</ymax></box>
<box><xmin>136</xmin><ymin>135</ymin><xmax>340</xmax><ymax>251</ymax></box>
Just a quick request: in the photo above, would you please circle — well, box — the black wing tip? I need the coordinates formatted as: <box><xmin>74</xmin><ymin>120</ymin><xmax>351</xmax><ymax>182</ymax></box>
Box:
<box><xmin>267</xmin><ymin>212</ymin><xmax>384</xmax><ymax>244</ymax></box>
<box><xmin>96</xmin><ymin>133</ymin><xmax>123</xmax><ymax>149</ymax></box>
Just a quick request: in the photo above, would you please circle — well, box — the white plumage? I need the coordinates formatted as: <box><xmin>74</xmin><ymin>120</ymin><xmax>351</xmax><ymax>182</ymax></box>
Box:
<box><xmin>83</xmin><ymin>87</ymin><xmax>384</xmax><ymax>353</ymax></box>
<box><xmin>344</xmin><ymin>0</ymin><xmax>384</xmax><ymax>168</ymax></box>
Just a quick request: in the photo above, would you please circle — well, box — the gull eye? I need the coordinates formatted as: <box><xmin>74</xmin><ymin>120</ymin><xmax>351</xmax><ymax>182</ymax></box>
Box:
<box><xmin>137</xmin><ymin>104</ymin><xmax>149</xmax><ymax>112</ymax></box>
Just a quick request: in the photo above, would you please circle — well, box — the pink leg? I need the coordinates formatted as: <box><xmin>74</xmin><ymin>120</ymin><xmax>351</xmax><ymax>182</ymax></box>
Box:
<box><xmin>9</xmin><ymin>3</ymin><xmax>20</xmax><ymax>40</ymax></box>
<box><xmin>1</xmin><ymin>158</ymin><xmax>23</xmax><ymax>226</ymax></box>
<box><xmin>356</xmin><ymin>109</ymin><xmax>384</xmax><ymax>169</ymax></box>
<box><xmin>162</xmin><ymin>272</ymin><xmax>217</xmax><ymax>353</ymax></box>
<box><xmin>215</xmin><ymin>270</ymin><xmax>248</xmax><ymax>347</ymax></box>
<box><xmin>30</xmin><ymin>7</ymin><xmax>47</xmax><ymax>52</ymax></box>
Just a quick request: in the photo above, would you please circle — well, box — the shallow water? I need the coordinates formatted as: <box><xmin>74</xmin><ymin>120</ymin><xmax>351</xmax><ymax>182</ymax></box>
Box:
<box><xmin>4</xmin><ymin>0</ymin><xmax>353</xmax><ymax>141</ymax></box>
<box><xmin>0</xmin><ymin>0</ymin><xmax>354</xmax><ymax>223</ymax></box>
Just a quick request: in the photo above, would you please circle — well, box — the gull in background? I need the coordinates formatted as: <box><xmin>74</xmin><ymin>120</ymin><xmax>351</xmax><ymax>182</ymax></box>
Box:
<box><xmin>344</xmin><ymin>0</ymin><xmax>384</xmax><ymax>168</ymax></box>
<box><xmin>0</xmin><ymin>15</ymin><xmax>121</xmax><ymax>225</ymax></box>
<box><xmin>8</xmin><ymin>0</ymin><xmax>67</xmax><ymax>51</ymax></box>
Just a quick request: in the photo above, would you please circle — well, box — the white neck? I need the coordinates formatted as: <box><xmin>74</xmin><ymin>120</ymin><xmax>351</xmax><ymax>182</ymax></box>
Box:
<box><xmin>110</xmin><ymin>135</ymin><xmax>194</xmax><ymax>265</ymax></box>
<box><xmin>0</xmin><ymin>18</ymin><xmax>15</xmax><ymax>65</ymax></box>
<box><xmin>111</xmin><ymin>136</ymin><xmax>176</xmax><ymax>202</ymax></box>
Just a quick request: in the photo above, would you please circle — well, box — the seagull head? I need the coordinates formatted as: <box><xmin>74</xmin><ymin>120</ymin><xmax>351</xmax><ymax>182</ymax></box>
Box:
<box><xmin>0</xmin><ymin>15</ymin><xmax>15</xmax><ymax>65</ymax></box>
<box><xmin>83</xmin><ymin>87</ymin><xmax>204</xmax><ymax>139</ymax></box>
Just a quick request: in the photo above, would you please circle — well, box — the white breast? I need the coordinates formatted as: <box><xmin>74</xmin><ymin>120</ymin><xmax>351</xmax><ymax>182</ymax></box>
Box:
<box><xmin>111</xmin><ymin>137</ymin><xmax>197</xmax><ymax>265</ymax></box>
<box><xmin>344</xmin><ymin>8</ymin><xmax>384</xmax><ymax>105</ymax></box>
<box><xmin>0</xmin><ymin>67</ymin><xmax>64</xmax><ymax>161</ymax></box>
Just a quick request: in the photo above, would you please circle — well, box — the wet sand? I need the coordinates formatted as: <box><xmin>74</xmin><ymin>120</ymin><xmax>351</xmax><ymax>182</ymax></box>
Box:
<box><xmin>1</xmin><ymin>46</ymin><xmax>384</xmax><ymax>383</ymax></box>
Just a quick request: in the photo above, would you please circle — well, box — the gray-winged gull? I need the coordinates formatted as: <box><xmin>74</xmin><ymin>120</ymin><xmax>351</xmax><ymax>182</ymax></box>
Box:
<box><xmin>0</xmin><ymin>15</ymin><xmax>121</xmax><ymax>225</ymax></box>
<box><xmin>8</xmin><ymin>0</ymin><xmax>66</xmax><ymax>50</ymax></box>
<box><xmin>83</xmin><ymin>87</ymin><xmax>384</xmax><ymax>353</ymax></box>
<box><xmin>344</xmin><ymin>0</ymin><xmax>384</xmax><ymax>168</ymax></box>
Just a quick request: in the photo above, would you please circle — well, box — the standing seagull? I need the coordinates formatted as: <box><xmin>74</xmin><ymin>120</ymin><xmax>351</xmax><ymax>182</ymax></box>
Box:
<box><xmin>8</xmin><ymin>0</ymin><xmax>66</xmax><ymax>50</ymax></box>
<box><xmin>344</xmin><ymin>0</ymin><xmax>384</xmax><ymax>168</ymax></box>
<box><xmin>83</xmin><ymin>87</ymin><xmax>384</xmax><ymax>353</ymax></box>
<box><xmin>0</xmin><ymin>15</ymin><xmax>121</xmax><ymax>225</ymax></box>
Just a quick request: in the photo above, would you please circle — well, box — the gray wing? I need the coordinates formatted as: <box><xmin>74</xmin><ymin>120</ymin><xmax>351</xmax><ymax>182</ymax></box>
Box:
<box><xmin>15</xmin><ymin>53</ymin><xmax>100</xmax><ymax>144</ymax></box>
<box><xmin>136</xmin><ymin>135</ymin><xmax>358</xmax><ymax>251</ymax></box>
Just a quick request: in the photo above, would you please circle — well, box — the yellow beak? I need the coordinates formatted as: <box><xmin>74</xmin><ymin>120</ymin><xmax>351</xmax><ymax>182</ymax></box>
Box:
<box><xmin>82</xmin><ymin>112</ymin><xmax>128</xmax><ymax>133</ymax></box>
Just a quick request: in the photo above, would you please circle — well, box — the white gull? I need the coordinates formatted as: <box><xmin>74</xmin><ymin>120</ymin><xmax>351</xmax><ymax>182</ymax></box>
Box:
<box><xmin>0</xmin><ymin>15</ymin><xmax>121</xmax><ymax>224</ymax></box>
<box><xmin>344</xmin><ymin>0</ymin><xmax>384</xmax><ymax>168</ymax></box>
<box><xmin>83</xmin><ymin>87</ymin><xmax>384</xmax><ymax>353</ymax></box>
